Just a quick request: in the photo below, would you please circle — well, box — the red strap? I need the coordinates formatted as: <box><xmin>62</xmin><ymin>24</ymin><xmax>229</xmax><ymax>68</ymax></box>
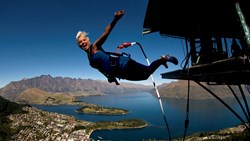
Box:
<box><xmin>116</xmin><ymin>47</ymin><xmax>122</xmax><ymax>54</ymax></box>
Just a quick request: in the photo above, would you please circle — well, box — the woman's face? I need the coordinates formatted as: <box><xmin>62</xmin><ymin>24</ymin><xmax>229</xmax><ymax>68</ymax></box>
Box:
<box><xmin>78</xmin><ymin>36</ymin><xmax>90</xmax><ymax>51</ymax></box>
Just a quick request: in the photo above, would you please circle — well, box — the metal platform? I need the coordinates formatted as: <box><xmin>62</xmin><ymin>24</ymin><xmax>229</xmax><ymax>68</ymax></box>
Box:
<box><xmin>161</xmin><ymin>56</ymin><xmax>250</xmax><ymax>85</ymax></box>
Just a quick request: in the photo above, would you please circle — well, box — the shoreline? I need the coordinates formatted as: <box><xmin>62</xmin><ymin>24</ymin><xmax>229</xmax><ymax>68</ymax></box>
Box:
<box><xmin>86</xmin><ymin>123</ymin><xmax>148</xmax><ymax>140</ymax></box>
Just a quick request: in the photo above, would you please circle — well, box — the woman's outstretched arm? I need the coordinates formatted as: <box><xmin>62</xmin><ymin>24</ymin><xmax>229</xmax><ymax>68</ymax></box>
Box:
<box><xmin>91</xmin><ymin>10</ymin><xmax>125</xmax><ymax>53</ymax></box>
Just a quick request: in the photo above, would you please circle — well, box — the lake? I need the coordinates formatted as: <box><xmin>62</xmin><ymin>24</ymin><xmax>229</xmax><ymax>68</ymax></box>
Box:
<box><xmin>34</xmin><ymin>92</ymin><xmax>247</xmax><ymax>141</ymax></box>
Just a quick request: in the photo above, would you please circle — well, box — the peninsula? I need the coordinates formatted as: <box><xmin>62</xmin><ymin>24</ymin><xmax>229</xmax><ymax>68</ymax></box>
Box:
<box><xmin>76</xmin><ymin>105</ymin><xmax>129</xmax><ymax>115</ymax></box>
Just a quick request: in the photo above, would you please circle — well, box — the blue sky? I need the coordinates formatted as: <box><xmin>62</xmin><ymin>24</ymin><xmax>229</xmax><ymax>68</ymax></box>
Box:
<box><xmin>0</xmin><ymin>0</ymin><xmax>185</xmax><ymax>88</ymax></box>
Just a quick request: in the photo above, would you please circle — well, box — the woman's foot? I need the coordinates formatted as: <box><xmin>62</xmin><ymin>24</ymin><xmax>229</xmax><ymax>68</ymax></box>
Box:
<box><xmin>162</xmin><ymin>61</ymin><xmax>168</xmax><ymax>68</ymax></box>
<box><xmin>161</xmin><ymin>54</ymin><xmax>178</xmax><ymax>68</ymax></box>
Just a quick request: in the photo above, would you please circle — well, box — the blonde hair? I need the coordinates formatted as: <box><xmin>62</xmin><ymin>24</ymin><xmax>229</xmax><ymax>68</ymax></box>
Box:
<box><xmin>76</xmin><ymin>31</ymin><xmax>89</xmax><ymax>40</ymax></box>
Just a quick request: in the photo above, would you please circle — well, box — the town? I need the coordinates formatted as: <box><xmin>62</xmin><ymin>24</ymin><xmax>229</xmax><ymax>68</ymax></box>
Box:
<box><xmin>8</xmin><ymin>106</ymin><xmax>92</xmax><ymax>141</ymax></box>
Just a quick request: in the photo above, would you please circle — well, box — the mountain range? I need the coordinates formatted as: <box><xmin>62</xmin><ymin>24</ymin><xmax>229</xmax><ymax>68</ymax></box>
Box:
<box><xmin>1</xmin><ymin>75</ymin><xmax>248</xmax><ymax>102</ymax></box>
<box><xmin>157</xmin><ymin>80</ymin><xmax>248</xmax><ymax>99</ymax></box>
<box><xmin>0</xmin><ymin>75</ymin><xmax>152</xmax><ymax>101</ymax></box>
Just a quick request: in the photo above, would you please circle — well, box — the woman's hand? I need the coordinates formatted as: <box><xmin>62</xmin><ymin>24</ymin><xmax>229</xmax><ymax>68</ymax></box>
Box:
<box><xmin>114</xmin><ymin>10</ymin><xmax>125</xmax><ymax>19</ymax></box>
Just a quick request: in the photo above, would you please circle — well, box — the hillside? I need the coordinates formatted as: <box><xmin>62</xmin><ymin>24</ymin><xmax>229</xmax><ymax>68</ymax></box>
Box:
<box><xmin>0</xmin><ymin>75</ymin><xmax>151</xmax><ymax>101</ymax></box>
<box><xmin>0</xmin><ymin>96</ymin><xmax>25</xmax><ymax>116</ymax></box>
<box><xmin>157</xmin><ymin>80</ymin><xmax>248</xmax><ymax>99</ymax></box>
<box><xmin>0</xmin><ymin>96</ymin><xmax>26</xmax><ymax>140</ymax></box>
<box><xmin>15</xmin><ymin>88</ymin><xmax>79</xmax><ymax>105</ymax></box>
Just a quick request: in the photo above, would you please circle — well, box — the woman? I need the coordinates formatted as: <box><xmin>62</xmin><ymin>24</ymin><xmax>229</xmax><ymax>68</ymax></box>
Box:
<box><xmin>76</xmin><ymin>10</ymin><xmax>178</xmax><ymax>85</ymax></box>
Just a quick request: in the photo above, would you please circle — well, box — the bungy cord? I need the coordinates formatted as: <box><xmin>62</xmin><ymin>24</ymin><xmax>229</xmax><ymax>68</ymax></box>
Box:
<box><xmin>135</xmin><ymin>42</ymin><xmax>172</xmax><ymax>141</ymax></box>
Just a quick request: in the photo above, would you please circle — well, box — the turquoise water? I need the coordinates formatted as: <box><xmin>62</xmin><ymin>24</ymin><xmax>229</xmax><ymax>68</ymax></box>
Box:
<box><xmin>34</xmin><ymin>92</ymin><xmax>247</xmax><ymax>141</ymax></box>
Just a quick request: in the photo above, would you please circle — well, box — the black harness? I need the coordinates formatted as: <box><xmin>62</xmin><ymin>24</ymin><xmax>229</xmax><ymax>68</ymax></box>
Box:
<box><xmin>88</xmin><ymin>45</ymin><xmax>130</xmax><ymax>85</ymax></box>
